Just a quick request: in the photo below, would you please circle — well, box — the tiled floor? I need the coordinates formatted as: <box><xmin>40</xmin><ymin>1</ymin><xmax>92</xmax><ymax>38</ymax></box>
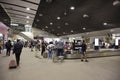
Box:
<box><xmin>0</xmin><ymin>48</ymin><xmax>120</xmax><ymax>80</ymax></box>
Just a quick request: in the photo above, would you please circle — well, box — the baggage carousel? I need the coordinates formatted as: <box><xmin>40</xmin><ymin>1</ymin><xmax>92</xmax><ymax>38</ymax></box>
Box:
<box><xmin>64</xmin><ymin>49</ymin><xmax>120</xmax><ymax>59</ymax></box>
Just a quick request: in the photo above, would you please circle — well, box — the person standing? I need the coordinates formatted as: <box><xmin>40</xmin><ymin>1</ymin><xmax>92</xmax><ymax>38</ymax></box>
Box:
<box><xmin>56</xmin><ymin>40</ymin><xmax>64</xmax><ymax>56</ymax></box>
<box><xmin>47</xmin><ymin>42</ymin><xmax>55</xmax><ymax>59</ymax></box>
<box><xmin>30</xmin><ymin>40</ymin><xmax>35</xmax><ymax>51</ymax></box>
<box><xmin>5</xmin><ymin>40</ymin><xmax>13</xmax><ymax>56</ymax></box>
<box><xmin>41</xmin><ymin>41</ymin><xmax>46</xmax><ymax>56</ymax></box>
<box><xmin>34</xmin><ymin>40</ymin><xmax>40</xmax><ymax>57</ymax></box>
<box><xmin>13</xmin><ymin>39</ymin><xmax>23</xmax><ymax>66</ymax></box>
<box><xmin>80</xmin><ymin>40</ymin><xmax>88</xmax><ymax>62</ymax></box>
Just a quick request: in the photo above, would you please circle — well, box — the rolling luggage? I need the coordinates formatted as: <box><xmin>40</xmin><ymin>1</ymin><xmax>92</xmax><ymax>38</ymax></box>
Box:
<box><xmin>43</xmin><ymin>51</ymin><xmax>48</xmax><ymax>58</ymax></box>
<box><xmin>9</xmin><ymin>60</ymin><xmax>17</xmax><ymax>69</ymax></box>
<box><xmin>58</xmin><ymin>56</ymin><xmax>64</xmax><ymax>62</ymax></box>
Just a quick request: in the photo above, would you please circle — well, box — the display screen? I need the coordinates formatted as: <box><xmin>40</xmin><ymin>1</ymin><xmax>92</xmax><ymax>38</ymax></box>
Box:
<box><xmin>115</xmin><ymin>38</ymin><xmax>118</xmax><ymax>46</ymax></box>
<box><xmin>95</xmin><ymin>38</ymin><xmax>99</xmax><ymax>46</ymax></box>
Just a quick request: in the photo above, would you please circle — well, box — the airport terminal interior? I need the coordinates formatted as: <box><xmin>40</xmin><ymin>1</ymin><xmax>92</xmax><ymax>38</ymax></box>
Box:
<box><xmin>0</xmin><ymin>0</ymin><xmax>120</xmax><ymax>80</ymax></box>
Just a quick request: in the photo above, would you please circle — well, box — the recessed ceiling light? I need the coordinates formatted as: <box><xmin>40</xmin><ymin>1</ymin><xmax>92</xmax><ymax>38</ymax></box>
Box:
<box><xmin>103</xmin><ymin>23</ymin><xmax>107</xmax><ymax>25</ymax></box>
<box><xmin>83</xmin><ymin>14</ymin><xmax>89</xmax><ymax>18</ymax></box>
<box><xmin>113</xmin><ymin>0</ymin><xmax>120</xmax><ymax>6</ymax></box>
<box><xmin>64</xmin><ymin>12</ymin><xmax>67</xmax><ymax>15</ymax></box>
<box><xmin>65</xmin><ymin>23</ymin><xmax>69</xmax><ymax>25</ymax></box>
<box><xmin>39</xmin><ymin>14</ymin><xmax>43</xmax><ymax>16</ymax></box>
<box><xmin>26</xmin><ymin>7</ymin><xmax>30</xmax><ymax>10</ymax></box>
<box><xmin>71</xmin><ymin>30</ymin><xmax>73</xmax><ymax>32</ymax></box>
<box><xmin>45</xmin><ymin>26</ymin><xmax>48</xmax><ymax>28</ymax></box>
<box><xmin>26</xmin><ymin>16</ymin><xmax>30</xmax><ymax>19</ymax></box>
<box><xmin>50</xmin><ymin>22</ymin><xmax>53</xmax><ymax>25</ymax></box>
<box><xmin>70</xmin><ymin>6</ymin><xmax>75</xmax><ymax>10</ymax></box>
<box><xmin>57</xmin><ymin>17</ymin><xmax>60</xmax><ymax>20</ymax></box>
<box><xmin>83</xmin><ymin>27</ymin><xmax>86</xmax><ymax>30</ymax></box>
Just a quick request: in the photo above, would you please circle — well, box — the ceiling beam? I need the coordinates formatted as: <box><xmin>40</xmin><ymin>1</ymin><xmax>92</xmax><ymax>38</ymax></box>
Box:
<box><xmin>21</xmin><ymin>0</ymin><xmax>39</xmax><ymax>5</ymax></box>
<box><xmin>11</xmin><ymin>16</ymin><xmax>33</xmax><ymax>20</ymax></box>
<box><xmin>0</xmin><ymin>1</ymin><xmax>37</xmax><ymax>11</ymax></box>
<box><xmin>8</xmin><ymin>12</ymin><xmax>34</xmax><ymax>19</ymax></box>
<box><xmin>5</xmin><ymin>8</ymin><xmax>35</xmax><ymax>15</ymax></box>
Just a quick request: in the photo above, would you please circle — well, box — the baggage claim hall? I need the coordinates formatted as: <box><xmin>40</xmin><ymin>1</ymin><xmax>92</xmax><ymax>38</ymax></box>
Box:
<box><xmin>0</xmin><ymin>0</ymin><xmax>120</xmax><ymax>80</ymax></box>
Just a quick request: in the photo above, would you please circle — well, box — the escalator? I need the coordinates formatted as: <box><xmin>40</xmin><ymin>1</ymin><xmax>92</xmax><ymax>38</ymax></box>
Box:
<box><xmin>19</xmin><ymin>32</ymin><xmax>33</xmax><ymax>41</ymax></box>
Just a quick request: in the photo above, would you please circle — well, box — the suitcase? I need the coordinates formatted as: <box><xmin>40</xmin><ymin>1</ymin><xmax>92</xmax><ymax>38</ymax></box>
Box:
<box><xmin>52</xmin><ymin>52</ymin><xmax>58</xmax><ymax>63</ymax></box>
<box><xmin>43</xmin><ymin>51</ymin><xmax>48</xmax><ymax>58</ymax></box>
<box><xmin>9</xmin><ymin>60</ymin><xmax>17</xmax><ymax>69</ymax></box>
<box><xmin>52</xmin><ymin>56</ymin><xmax>64</xmax><ymax>63</ymax></box>
<box><xmin>58</xmin><ymin>56</ymin><xmax>64</xmax><ymax>62</ymax></box>
<box><xmin>52</xmin><ymin>56</ymin><xmax>58</xmax><ymax>63</ymax></box>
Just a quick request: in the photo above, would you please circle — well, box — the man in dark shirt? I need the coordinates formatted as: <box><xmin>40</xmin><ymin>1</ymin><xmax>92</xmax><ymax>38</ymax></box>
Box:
<box><xmin>79</xmin><ymin>40</ymin><xmax>88</xmax><ymax>62</ymax></box>
<box><xmin>13</xmin><ymin>39</ymin><xmax>23</xmax><ymax>66</ymax></box>
<box><xmin>5</xmin><ymin>40</ymin><xmax>12</xmax><ymax>56</ymax></box>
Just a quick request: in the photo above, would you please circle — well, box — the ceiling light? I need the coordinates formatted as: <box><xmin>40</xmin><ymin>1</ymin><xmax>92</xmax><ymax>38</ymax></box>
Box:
<box><xmin>45</xmin><ymin>26</ymin><xmax>48</xmax><ymax>28</ymax></box>
<box><xmin>83</xmin><ymin>14</ymin><xmax>89</xmax><ymax>18</ymax></box>
<box><xmin>57</xmin><ymin>17</ymin><xmax>60</xmax><ymax>20</ymax></box>
<box><xmin>65</xmin><ymin>23</ymin><xmax>69</xmax><ymax>25</ymax></box>
<box><xmin>26</xmin><ymin>16</ymin><xmax>30</xmax><ymax>19</ymax></box>
<box><xmin>50</xmin><ymin>22</ymin><xmax>53</xmax><ymax>25</ymax></box>
<box><xmin>70</xmin><ymin>6</ymin><xmax>75</xmax><ymax>10</ymax></box>
<box><xmin>39</xmin><ymin>14</ymin><xmax>43</xmax><ymax>16</ymax></box>
<box><xmin>71</xmin><ymin>30</ymin><xmax>73</xmax><ymax>32</ymax></box>
<box><xmin>103</xmin><ymin>23</ymin><xmax>107</xmax><ymax>25</ymax></box>
<box><xmin>26</xmin><ymin>7</ymin><xmax>30</xmax><ymax>10</ymax></box>
<box><xmin>83</xmin><ymin>27</ymin><xmax>86</xmax><ymax>30</ymax></box>
<box><xmin>64</xmin><ymin>12</ymin><xmax>67</xmax><ymax>15</ymax></box>
<box><xmin>113</xmin><ymin>0</ymin><xmax>120</xmax><ymax>6</ymax></box>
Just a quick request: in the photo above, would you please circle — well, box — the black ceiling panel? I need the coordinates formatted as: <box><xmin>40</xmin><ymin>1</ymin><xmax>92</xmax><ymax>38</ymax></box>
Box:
<box><xmin>0</xmin><ymin>4</ymin><xmax>11</xmax><ymax>27</ymax></box>
<box><xmin>33</xmin><ymin>0</ymin><xmax>120</xmax><ymax>36</ymax></box>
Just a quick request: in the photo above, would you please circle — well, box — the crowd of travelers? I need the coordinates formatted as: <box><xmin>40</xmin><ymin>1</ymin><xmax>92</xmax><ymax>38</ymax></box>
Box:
<box><xmin>0</xmin><ymin>39</ymin><xmax>88</xmax><ymax>67</ymax></box>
